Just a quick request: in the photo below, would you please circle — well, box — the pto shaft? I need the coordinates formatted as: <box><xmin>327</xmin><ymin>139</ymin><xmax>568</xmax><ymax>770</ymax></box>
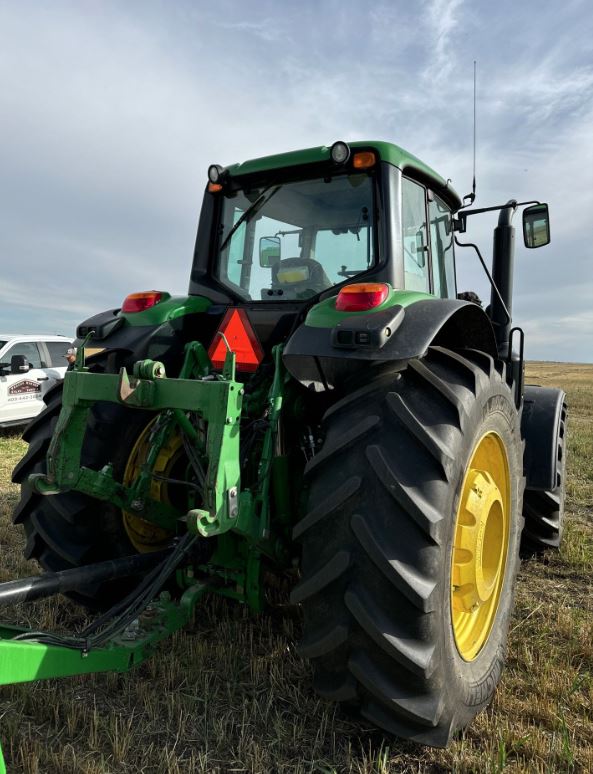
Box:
<box><xmin>0</xmin><ymin>551</ymin><xmax>170</xmax><ymax>608</ymax></box>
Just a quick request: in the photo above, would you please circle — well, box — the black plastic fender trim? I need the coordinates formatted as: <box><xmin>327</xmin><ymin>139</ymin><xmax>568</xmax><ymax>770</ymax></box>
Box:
<box><xmin>283</xmin><ymin>298</ymin><xmax>497</xmax><ymax>390</ymax></box>
<box><xmin>521</xmin><ymin>385</ymin><xmax>567</xmax><ymax>491</ymax></box>
<box><xmin>73</xmin><ymin>310</ymin><xmax>221</xmax><ymax>377</ymax></box>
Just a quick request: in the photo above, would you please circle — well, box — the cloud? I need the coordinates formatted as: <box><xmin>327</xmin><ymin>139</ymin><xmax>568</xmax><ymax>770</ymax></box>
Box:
<box><xmin>0</xmin><ymin>279</ymin><xmax>91</xmax><ymax>318</ymax></box>
<box><xmin>0</xmin><ymin>0</ymin><xmax>591</xmax><ymax>361</ymax></box>
<box><xmin>211</xmin><ymin>18</ymin><xmax>284</xmax><ymax>43</ymax></box>
<box><xmin>423</xmin><ymin>0</ymin><xmax>465</xmax><ymax>82</ymax></box>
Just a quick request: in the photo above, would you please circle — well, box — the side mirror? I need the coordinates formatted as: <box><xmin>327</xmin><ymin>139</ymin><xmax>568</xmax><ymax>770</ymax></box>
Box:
<box><xmin>259</xmin><ymin>236</ymin><xmax>281</xmax><ymax>268</ymax></box>
<box><xmin>523</xmin><ymin>203</ymin><xmax>550</xmax><ymax>248</ymax></box>
<box><xmin>11</xmin><ymin>355</ymin><xmax>29</xmax><ymax>374</ymax></box>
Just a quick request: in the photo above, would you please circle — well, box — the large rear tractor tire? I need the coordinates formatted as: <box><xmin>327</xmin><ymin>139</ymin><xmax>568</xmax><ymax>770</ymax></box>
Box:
<box><xmin>291</xmin><ymin>347</ymin><xmax>524</xmax><ymax>746</ymax></box>
<box><xmin>12</xmin><ymin>375</ymin><xmax>179</xmax><ymax>610</ymax></box>
<box><xmin>521</xmin><ymin>399</ymin><xmax>568</xmax><ymax>554</ymax></box>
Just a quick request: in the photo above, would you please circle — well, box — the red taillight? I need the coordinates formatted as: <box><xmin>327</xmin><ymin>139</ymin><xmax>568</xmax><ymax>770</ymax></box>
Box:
<box><xmin>121</xmin><ymin>291</ymin><xmax>164</xmax><ymax>313</ymax></box>
<box><xmin>208</xmin><ymin>308</ymin><xmax>264</xmax><ymax>372</ymax></box>
<box><xmin>335</xmin><ymin>283</ymin><xmax>389</xmax><ymax>312</ymax></box>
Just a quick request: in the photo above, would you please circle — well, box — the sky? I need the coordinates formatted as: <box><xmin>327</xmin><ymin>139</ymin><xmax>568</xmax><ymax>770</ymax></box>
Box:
<box><xmin>0</xmin><ymin>0</ymin><xmax>592</xmax><ymax>361</ymax></box>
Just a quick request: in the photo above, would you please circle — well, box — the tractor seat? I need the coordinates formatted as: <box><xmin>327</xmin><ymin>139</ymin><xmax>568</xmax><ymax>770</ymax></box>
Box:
<box><xmin>270</xmin><ymin>257</ymin><xmax>332</xmax><ymax>299</ymax></box>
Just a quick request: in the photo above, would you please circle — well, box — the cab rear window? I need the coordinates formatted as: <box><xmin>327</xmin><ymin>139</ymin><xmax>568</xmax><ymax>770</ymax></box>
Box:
<box><xmin>216</xmin><ymin>172</ymin><xmax>376</xmax><ymax>301</ymax></box>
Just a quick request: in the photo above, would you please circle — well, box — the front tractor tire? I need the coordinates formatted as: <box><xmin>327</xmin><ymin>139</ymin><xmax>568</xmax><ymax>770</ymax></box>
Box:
<box><xmin>11</xmin><ymin>380</ymin><xmax>176</xmax><ymax>610</ymax></box>
<box><xmin>291</xmin><ymin>347</ymin><xmax>524</xmax><ymax>746</ymax></box>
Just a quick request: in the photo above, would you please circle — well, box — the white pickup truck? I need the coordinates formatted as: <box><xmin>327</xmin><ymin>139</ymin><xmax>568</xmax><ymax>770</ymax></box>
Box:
<box><xmin>0</xmin><ymin>334</ymin><xmax>73</xmax><ymax>428</ymax></box>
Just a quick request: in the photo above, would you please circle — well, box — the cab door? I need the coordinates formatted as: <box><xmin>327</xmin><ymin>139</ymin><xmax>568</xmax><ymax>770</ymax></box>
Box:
<box><xmin>0</xmin><ymin>341</ymin><xmax>48</xmax><ymax>424</ymax></box>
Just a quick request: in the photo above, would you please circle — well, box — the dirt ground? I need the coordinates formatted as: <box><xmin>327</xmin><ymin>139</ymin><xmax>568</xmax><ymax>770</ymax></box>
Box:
<box><xmin>0</xmin><ymin>361</ymin><xmax>591</xmax><ymax>773</ymax></box>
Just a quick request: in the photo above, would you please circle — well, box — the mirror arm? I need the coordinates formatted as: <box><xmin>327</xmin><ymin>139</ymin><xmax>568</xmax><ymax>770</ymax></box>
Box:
<box><xmin>454</xmin><ymin>199</ymin><xmax>542</xmax><ymax>233</ymax></box>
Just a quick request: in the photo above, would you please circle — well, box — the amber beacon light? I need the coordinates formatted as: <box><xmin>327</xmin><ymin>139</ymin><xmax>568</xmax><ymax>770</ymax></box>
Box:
<box><xmin>352</xmin><ymin>151</ymin><xmax>377</xmax><ymax>169</ymax></box>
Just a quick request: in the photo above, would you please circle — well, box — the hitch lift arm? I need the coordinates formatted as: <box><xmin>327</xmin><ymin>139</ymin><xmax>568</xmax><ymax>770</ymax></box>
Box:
<box><xmin>29</xmin><ymin>342</ymin><xmax>243</xmax><ymax>538</ymax></box>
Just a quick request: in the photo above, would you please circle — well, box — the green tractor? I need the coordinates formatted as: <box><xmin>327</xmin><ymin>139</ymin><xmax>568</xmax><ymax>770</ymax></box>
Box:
<box><xmin>1</xmin><ymin>141</ymin><xmax>567</xmax><ymax>763</ymax></box>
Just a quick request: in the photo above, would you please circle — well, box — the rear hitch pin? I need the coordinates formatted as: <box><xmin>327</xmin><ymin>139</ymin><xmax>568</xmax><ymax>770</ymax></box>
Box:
<box><xmin>227</xmin><ymin>487</ymin><xmax>239</xmax><ymax>518</ymax></box>
<box><xmin>307</xmin><ymin>427</ymin><xmax>316</xmax><ymax>457</ymax></box>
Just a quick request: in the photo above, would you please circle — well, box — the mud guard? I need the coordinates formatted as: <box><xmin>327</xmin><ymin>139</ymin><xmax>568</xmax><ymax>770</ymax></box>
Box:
<box><xmin>73</xmin><ymin>307</ymin><xmax>222</xmax><ymax>376</ymax></box>
<box><xmin>283</xmin><ymin>298</ymin><xmax>497</xmax><ymax>390</ymax></box>
<box><xmin>521</xmin><ymin>385</ymin><xmax>567</xmax><ymax>491</ymax></box>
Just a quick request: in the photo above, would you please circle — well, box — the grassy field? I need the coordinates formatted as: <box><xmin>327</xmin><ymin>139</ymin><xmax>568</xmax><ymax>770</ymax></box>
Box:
<box><xmin>0</xmin><ymin>362</ymin><xmax>591</xmax><ymax>773</ymax></box>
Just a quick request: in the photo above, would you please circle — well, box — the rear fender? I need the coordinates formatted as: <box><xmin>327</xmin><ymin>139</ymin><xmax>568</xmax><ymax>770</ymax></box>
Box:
<box><xmin>74</xmin><ymin>296</ymin><xmax>220</xmax><ymax>376</ymax></box>
<box><xmin>521</xmin><ymin>386</ymin><xmax>567</xmax><ymax>491</ymax></box>
<box><xmin>283</xmin><ymin>298</ymin><xmax>497</xmax><ymax>390</ymax></box>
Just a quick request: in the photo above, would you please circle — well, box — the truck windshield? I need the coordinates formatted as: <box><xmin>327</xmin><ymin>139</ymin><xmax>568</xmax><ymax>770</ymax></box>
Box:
<box><xmin>215</xmin><ymin>172</ymin><xmax>376</xmax><ymax>301</ymax></box>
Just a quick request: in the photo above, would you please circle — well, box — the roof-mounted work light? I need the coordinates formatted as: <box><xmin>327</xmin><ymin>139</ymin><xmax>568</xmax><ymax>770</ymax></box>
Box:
<box><xmin>208</xmin><ymin>164</ymin><xmax>224</xmax><ymax>184</ymax></box>
<box><xmin>330</xmin><ymin>141</ymin><xmax>350</xmax><ymax>164</ymax></box>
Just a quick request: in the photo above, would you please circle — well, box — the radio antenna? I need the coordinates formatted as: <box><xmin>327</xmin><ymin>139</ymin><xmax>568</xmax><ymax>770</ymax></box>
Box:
<box><xmin>472</xmin><ymin>59</ymin><xmax>477</xmax><ymax>201</ymax></box>
<box><xmin>459</xmin><ymin>61</ymin><xmax>478</xmax><ymax>208</ymax></box>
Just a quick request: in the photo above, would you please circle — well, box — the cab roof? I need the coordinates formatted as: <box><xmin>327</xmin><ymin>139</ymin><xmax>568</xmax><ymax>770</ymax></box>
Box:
<box><xmin>223</xmin><ymin>140</ymin><xmax>462</xmax><ymax>210</ymax></box>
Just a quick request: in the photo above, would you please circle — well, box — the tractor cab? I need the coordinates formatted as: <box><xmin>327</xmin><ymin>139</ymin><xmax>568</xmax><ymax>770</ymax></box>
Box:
<box><xmin>191</xmin><ymin>141</ymin><xmax>461</xmax><ymax>310</ymax></box>
<box><xmin>185</xmin><ymin>141</ymin><xmax>466</xmax><ymax>381</ymax></box>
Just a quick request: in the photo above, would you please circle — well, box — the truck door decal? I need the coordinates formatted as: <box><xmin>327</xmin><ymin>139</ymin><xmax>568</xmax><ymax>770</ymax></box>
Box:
<box><xmin>8</xmin><ymin>380</ymin><xmax>41</xmax><ymax>396</ymax></box>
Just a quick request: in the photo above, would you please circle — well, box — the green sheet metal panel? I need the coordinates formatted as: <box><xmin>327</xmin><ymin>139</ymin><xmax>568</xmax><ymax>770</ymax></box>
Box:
<box><xmin>223</xmin><ymin>140</ymin><xmax>462</xmax><ymax>208</ymax></box>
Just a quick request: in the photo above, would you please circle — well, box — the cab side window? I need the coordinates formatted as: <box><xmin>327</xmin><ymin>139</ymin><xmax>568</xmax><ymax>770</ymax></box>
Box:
<box><xmin>5</xmin><ymin>342</ymin><xmax>42</xmax><ymax>368</ymax></box>
<box><xmin>429</xmin><ymin>194</ymin><xmax>456</xmax><ymax>298</ymax></box>
<box><xmin>45</xmin><ymin>341</ymin><xmax>71</xmax><ymax>366</ymax></box>
<box><xmin>402</xmin><ymin>178</ymin><xmax>429</xmax><ymax>292</ymax></box>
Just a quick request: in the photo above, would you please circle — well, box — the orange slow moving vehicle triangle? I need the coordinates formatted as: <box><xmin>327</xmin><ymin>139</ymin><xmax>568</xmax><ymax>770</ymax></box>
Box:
<box><xmin>208</xmin><ymin>308</ymin><xmax>264</xmax><ymax>372</ymax></box>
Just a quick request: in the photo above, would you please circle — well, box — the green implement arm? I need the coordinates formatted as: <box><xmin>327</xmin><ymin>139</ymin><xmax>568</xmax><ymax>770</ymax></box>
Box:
<box><xmin>0</xmin><ymin>583</ymin><xmax>206</xmax><ymax>773</ymax></box>
<box><xmin>31</xmin><ymin>340</ymin><xmax>243</xmax><ymax>538</ymax></box>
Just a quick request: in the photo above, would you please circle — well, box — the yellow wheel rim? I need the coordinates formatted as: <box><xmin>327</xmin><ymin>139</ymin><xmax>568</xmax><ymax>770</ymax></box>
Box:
<box><xmin>122</xmin><ymin>420</ymin><xmax>184</xmax><ymax>553</ymax></box>
<box><xmin>451</xmin><ymin>431</ymin><xmax>511</xmax><ymax>661</ymax></box>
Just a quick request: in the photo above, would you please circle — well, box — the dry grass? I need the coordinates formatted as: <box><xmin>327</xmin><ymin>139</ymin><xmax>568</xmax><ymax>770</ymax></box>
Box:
<box><xmin>0</xmin><ymin>362</ymin><xmax>592</xmax><ymax>773</ymax></box>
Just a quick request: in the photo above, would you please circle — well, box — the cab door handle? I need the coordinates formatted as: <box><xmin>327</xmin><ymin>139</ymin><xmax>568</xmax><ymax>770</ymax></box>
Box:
<box><xmin>37</xmin><ymin>377</ymin><xmax>49</xmax><ymax>382</ymax></box>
